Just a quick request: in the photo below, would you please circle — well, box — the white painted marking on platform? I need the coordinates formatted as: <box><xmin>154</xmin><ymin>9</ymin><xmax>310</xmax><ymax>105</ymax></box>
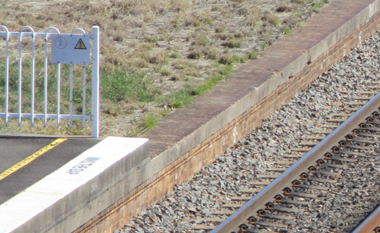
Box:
<box><xmin>0</xmin><ymin>137</ymin><xmax>148</xmax><ymax>233</ymax></box>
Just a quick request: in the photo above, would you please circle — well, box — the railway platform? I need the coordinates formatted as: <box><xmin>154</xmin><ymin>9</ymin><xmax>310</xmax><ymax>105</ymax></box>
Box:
<box><xmin>0</xmin><ymin>136</ymin><xmax>148</xmax><ymax>233</ymax></box>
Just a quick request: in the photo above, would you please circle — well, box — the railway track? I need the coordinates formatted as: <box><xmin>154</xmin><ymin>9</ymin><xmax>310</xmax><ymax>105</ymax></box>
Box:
<box><xmin>193</xmin><ymin>85</ymin><xmax>380</xmax><ymax>233</ymax></box>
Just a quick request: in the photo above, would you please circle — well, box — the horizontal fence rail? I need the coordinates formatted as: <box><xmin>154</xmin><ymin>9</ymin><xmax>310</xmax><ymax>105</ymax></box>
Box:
<box><xmin>0</xmin><ymin>26</ymin><xmax>99</xmax><ymax>138</ymax></box>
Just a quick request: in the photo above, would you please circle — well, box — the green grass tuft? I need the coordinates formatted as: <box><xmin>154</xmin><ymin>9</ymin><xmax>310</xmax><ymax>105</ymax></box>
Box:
<box><xmin>222</xmin><ymin>40</ymin><xmax>241</xmax><ymax>48</ymax></box>
<box><xmin>247</xmin><ymin>50</ymin><xmax>258</xmax><ymax>60</ymax></box>
<box><xmin>143</xmin><ymin>114</ymin><xmax>158</xmax><ymax>130</ymax></box>
<box><xmin>313</xmin><ymin>3</ymin><xmax>322</xmax><ymax>12</ymax></box>
<box><xmin>159</xmin><ymin>89</ymin><xmax>193</xmax><ymax>109</ymax></box>
<box><xmin>283</xmin><ymin>27</ymin><xmax>291</xmax><ymax>35</ymax></box>
<box><xmin>158</xmin><ymin>74</ymin><xmax>225</xmax><ymax>110</ymax></box>
<box><xmin>192</xmin><ymin>76</ymin><xmax>223</xmax><ymax>95</ymax></box>
<box><xmin>101</xmin><ymin>69</ymin><xmax>158</xmax><ymax>103</ymax></box>
<box><xmin>273</xmin><ymin>18</ymin><xmax>281</xmax><ymax>26</ymax></box>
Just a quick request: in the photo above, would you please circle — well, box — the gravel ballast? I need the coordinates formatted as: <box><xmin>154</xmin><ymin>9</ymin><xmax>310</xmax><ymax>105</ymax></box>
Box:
<box><xmin>116</xmin><ymin>28</ymin><xmax>380</xmax><ymax>233</ymax></box>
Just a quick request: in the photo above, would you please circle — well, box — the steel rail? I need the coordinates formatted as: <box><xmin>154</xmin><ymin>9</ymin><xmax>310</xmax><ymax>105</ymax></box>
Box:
<box><xmin>212</xmin><ymin>91</ymin><xmax>380</xmax><ymax>233</ymax></box>
<box><xmin>352</xmin><ymin>205</ymin><xmax>380</xmax><ymax>233</ymax></box>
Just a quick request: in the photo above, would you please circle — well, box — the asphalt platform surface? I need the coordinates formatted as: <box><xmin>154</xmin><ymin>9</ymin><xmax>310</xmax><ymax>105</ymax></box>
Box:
<box><xmin>0</xmin><ymin>137</ymin><xmax>102</xmax><ymax>205</ymax></box>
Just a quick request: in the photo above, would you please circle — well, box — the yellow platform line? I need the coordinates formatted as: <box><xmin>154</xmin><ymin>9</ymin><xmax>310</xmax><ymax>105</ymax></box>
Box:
<box><xmin>0</xmin><ymin>138</ymin><xmax>67</xmax><ymax>181</ymax></box>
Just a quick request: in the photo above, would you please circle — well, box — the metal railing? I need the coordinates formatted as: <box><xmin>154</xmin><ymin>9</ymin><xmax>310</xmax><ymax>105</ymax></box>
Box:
<box><xmin>212</xmin><ymin>91</ymin><xmax>380</xmax><ymax>232</ymax></box>
<box><xmin>0</xmin><ymin>26</ymin><xmax>99</xmax><ymax>138</ymax></box>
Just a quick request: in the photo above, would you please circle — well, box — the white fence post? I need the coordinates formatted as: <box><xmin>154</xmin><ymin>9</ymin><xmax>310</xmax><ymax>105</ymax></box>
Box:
<box><xmin>0</xmin><ymin>26</ymin><xmax>9</xmax><ymax>126</ymax></box>
<box><xmin>91</xmin><ymin>26</ymin><xmax>100</xmax><ymax>138</ymax></box>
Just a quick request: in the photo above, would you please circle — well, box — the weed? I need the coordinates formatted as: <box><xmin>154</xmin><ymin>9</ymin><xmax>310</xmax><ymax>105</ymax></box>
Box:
<box><xmin>169</xmin><ymin>53</ymin><xmax>180</xmax><ymax>59</ymax></box>
<box><xmin>211</xmin><ymin>5</ymin><xmax>220</xmax><ymax>11</ymax></box>
<box><xmin>218</xmin><ymin>54</ymin><xmax>240</xmax><ymax>65</ymax></box>
<box><xmin>186</xmin><ymin>18</ymin><xmax>200</xmax><ymax>27</ymax></box>
<box><xmin>143</xmin><ymin>114</ymin><xmax>158</xmax><ymax>130</ymax></box>
<box><xmin>313</xmin><ymin>3</ymin><xmax>322</xmax><ymax>12</ymax></box>
<box><xmin>192</xmin><ymin>76</ymin><xmax>223</xmax><ymax>95</ymax></box>
<box><xmin>101</xmin><ymin>69</ymin><xmax>158</xmax><ymax>103</ymax></box>
<box><xmin>260</xmin><ymin>29</ymin><xmax>274</xmax><ymax>45</ymax></box>
<box><xmin>173</xmin><ymin>61</ymin><xmax>187</xmax><ymax>70</ymax></box>
<box><xmin>238</xmin><ymin>7</ymin><xmax>248</xmax><ymax>16</ymax></box>
<box><xmin>276</xmin><ymin>5</ymin><xmax>291</xmax><ymax>12</ymax></box>
<box><xmin>222</xmin><ymin>40</ymin><xmax>241</xmax><ymax>48</ymax></box>
<box><xmin>234</xmin><ymin>32</ymin><xmax>243</xmax><ymax>38</ymax></box>
<box><xmin>113</xmin><ymin>32</ymin><xmax>124</xmax><ymax>42</ymax></box>
<box><xmin>187</xmin><ymin>47</ymin><xmax>203</xmax><ymax>59</ymax></box>
<box><xmin>192</xmin><ymin>31</ymin><xmax>209</xmax><ymax>46</ymax></box>
<box><xmin>261</xmin><ymin>41</ymin><xmax>269</xmax><ymax>50</ymax></box>
<box><xmin>282</xmin><ymin>14</ymin><xmax>299</xmax><ymax>28</ymax></box>
<box><xmin>145</xmin><ymin>51</ymin><xmax>168</xmax><ymax>65</ymax></box>
<box><xmin>144</xmin><ymin>34</ymin><xmax>158</xmax><ymax>43</ymax></box>
<box><xmin>159</xmin><ymin>74</ymin><xmax>225</xmax><ymax>110</ymax></box>
<box><xmin>160</xmin><ymin>75</ymin><xmax>224</xmax><ymax>109</ymax></box>
<box><xmin>104</xmin><ymin>53</ymin><xmax>126</xmax><ymax>66</ymax></box>
<box><xmin>246</xmin><ymin>14</ymin><xmax>259</xmax><ymax>26</ymax></box>
<box><xmin>134</xmin><ymin>59</ymin><xmax>148</xmax><ymax>68</ymax></box>
<box><xmin>220</xmin><ymin>64</ymin><xmax>234</xmax><ymax>76</ymax></box>
<box><xmin>273</xmin><ymin>18</ymin><xmax>281</xmax><ymax>26</ymax></box>
<box><xmin>215</xmin><ymin>33</ymin><xmax>233</xmax><ymax>41</ymax></box>
<box><xmin>171</xmin><ymin>18</ymin><xmax>181</xmax><ymax>28</ymax></box>
<box><xmin>247</xmin><ymin>50</ymin><xmax>258</xmax><ymax>60</ymax></box>
<box><xmin>203</xmin><ymin>47</ymin><xmax>220</xmax><ymax>60</ymax></box>
<box><xmin>283</xmin><ymin>27</ymin><xmax>292</xmax><ymax>35</ymax></box>
<box><xmin>161</xmin><ymin>89</ymin><xmax>193</xmax><ymax>108</ymax></box>
<box><xmin>170</xmin><ymin>0</ymin><xmax>189</xmax><ymax>12</ymax></box>
<box><xmin>203</xmin><ymin>16</ymin><xmax>213</xmax><ymax>24</ymax></box>
<box><xmin>249</xmin><ymin>7</ymin><xmax>262</xmax><ymax>20</ymax></box>
<box><xmin>262</xmin><ymin>11</ymin><xmax>280</xmax><ymax>25</ymax></box>
<box><xmin>215</xmin><ymin>25</ymin><xmax>226</xmax><ymax>33</ymax></box>
<box><xmin>160</xmin><ymin>68</ymin><xmax>172</xmax><ymax>76</ymax></box>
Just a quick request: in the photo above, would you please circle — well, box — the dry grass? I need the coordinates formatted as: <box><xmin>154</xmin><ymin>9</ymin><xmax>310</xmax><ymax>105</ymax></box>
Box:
<box><xmin>0</xmin><ymin>0</ymin><xmax>326</xmax><ymax>137</ymax></box>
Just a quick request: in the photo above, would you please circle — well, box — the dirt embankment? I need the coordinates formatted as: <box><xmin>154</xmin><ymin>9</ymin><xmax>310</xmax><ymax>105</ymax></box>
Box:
<box><xmin>0</xmin><ymin>0</ymin><xmax>328</xmax><ymax>136</ymax></box>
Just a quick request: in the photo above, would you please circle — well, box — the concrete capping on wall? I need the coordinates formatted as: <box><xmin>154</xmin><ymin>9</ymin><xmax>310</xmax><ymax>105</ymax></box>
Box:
<box><xmin>0</xmin><ymin>137</ymin><xmax>148</xmax><ymax>233</ymax></box>
<box><xmin>74</xmin><ymin>0</ymin><xmax>380</xmax><ymax>232</ymax></box>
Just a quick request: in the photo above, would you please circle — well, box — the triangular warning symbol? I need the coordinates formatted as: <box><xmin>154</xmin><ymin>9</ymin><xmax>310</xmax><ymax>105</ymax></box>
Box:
<box><xmin>75</xmin><ymin>39</ymin><xmax>87</xmax><ymax>50</ymax></box>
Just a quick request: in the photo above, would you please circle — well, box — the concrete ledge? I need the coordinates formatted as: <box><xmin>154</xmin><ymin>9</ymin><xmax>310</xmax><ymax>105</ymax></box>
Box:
<box><xmin>74</xmin><ymin>0</ymin><xmax>380</xmax><ymax>232</ymax></box>
<box><xmin>0</xmin><ymin>137</ymin><xmax>148</xmax><ymax>233</ymax></box>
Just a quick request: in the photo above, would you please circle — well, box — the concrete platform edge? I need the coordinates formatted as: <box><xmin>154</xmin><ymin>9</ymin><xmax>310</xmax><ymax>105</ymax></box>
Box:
<box><xmin>0</xmin><ymin>137</ymin><xmax>149</xmax><ymax>233</ymax></box>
